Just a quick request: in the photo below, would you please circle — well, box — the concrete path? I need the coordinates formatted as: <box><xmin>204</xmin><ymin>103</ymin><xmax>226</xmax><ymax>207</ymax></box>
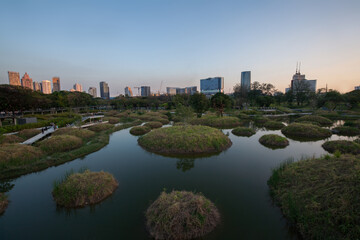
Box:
<box><xmin>21</xmin><ymin>127</ymin><xmax>56</xmax><ymax>145</ymax></box>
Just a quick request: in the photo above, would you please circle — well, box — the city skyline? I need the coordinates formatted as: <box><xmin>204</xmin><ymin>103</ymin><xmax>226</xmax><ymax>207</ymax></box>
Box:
<box><xmin>1</xmin><ymin>1</ymin><xmax>360</xmax><ymax>95</ymax></box>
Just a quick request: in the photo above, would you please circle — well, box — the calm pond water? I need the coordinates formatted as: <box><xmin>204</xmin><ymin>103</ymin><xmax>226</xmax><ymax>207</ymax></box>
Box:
<box><xmin>0</xmin><ymin>123</ymin><xmax>353</xmax><ymax>239</ymax></box>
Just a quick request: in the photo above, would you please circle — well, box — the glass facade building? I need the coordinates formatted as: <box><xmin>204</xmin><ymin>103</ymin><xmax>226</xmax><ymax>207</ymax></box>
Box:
<box><xmin>200</xmin><ymin>77</ymin><xmax>224</xmax><ymax>96</ymax></box>
<box><xmin>241</xmin><ymin>71</ymin><xmax>251</xmax><ymax>92</ymax></box>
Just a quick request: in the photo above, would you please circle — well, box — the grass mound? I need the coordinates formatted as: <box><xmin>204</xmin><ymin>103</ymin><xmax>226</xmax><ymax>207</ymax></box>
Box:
<box><xmin>53</xmin><ymin>170</ymin><xmax>118</xmax><ymax>208</ymax></box>
<box><xmin>138</xmin><ymin>125</ymin><xmax>232</xmax><ymax>156</ymax></box>
<box><xmin>130</xmin><ymin>126</ymin><xmax>151</xmax><ymax>136</ymax></box>
<box><xmin>322</xmin><ymin>140</ymin><xmax>360</xmax><ymax>154</ymax></box>
<box><xmin>0</xmin><ymin>134</ymin><xmax>23</xmax><ymax>144</ymax></box>
<box><xmin>252</xmin><ymin>117</ymin><xmax>269</xmax><ymax>126</ymax></box>
<box><xmin>259</xmin><ymin>134</ymin><xmax>289</xmax><ymax>149</ymax></box>
<box><xmin>88</xmin><ymin>123</ymin><xmax>114</xmax><ymax>132</ymax></box>
<box><xmin>0</xmin><ymin>193</ymin><xmax>8</xmax><ymax>214</ymax></box>
<box><xmin>231</xmin><ymin>127</ymin><xmax>255</xmax><ymax>137</ymax></box>
<box><xmin>146</xmin><ymin>190</ymin><xmax>220</xmax><ymax>240</ymax></box>
<box><xmin>190</xmin><ymin>116</ymin><xmax>242</xmax><ymax>129</ymax></box>
<box><xmin>268</xmin><ymin>155</ymin><xmax>360</xmax><ymax>239</ymax></box>
<box><xmin>296</xmin><ymin>121</ymin><xmax>321</xmax><ymax>126</ymax></box>
<box><xmin>53</xmin><ymin>128</ymin><xmax>95</xmax><ymax>139</ymax></box>
<box><xmin>104</xmin><ymin>117</ymin><xmax>120</xmax><ymax>124</ymax></box>
<box><xmin>344</xmin><ymin>119</ymin><xmax>360</xmax><ymax>129</ymax></box>
<box><xmin>0</xmin><ymin>144</ymin><xmax>43</xmax><ymax>169</ymax></box>
<box><xmin>295</xmin><ymin>115</ymin><xmax>332</xmax><ymax>126</ymax></box>
<box><xmin>264</xmin><ymin>121</ymin><xmax>285</xmax><ymax>130</ymax></box>
<box><xmin>38</xmin><ymin>135</ymin><xmax>83</xmax><ymax>153</ymax></box>
<box><xmin>144</xmin><ymin>121</ymin><xmax>163</xmax><ymax>129</ymax></box>
<box><xmin>17</xmin><ymin>129</ymin><xmax>41</xmax><ymax>139</ymax></box>
<box><xmin>281</xmin><ymin>123</ymin><xmax>332</xmax><ymax>140</ymax></box>
<box><xmin>332</xmin><ymin>126</ymin><xmax>360</xmax><ymax>136</ymax></box>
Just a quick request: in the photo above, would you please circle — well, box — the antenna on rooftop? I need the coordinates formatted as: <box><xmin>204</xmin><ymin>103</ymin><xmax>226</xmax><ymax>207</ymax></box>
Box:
<box><xmin>299</xmin><ymin>62</ymin><xmax>301</xmax><ymax>74</ymax></box>
<box><xmin>296</xmin><ymin>62</ymin><xmax>298</xmax><ymax>74</ymax></box>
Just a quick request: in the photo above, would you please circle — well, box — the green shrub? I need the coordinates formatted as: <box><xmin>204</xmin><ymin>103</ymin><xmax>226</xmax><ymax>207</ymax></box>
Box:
<box><xmin>104</xmin><ymin>117</ymin><xmax>120</xmax><ymax>124</ymax></box>
<box><xmin>333</xmin><ymin>126</ymin><xmax>360</xmax><ymax>136</ymax></box>
<box><xmin>322</xmin><ymin>140</ymin><xmax>360</xmax><ymax>154</ymax></box>
<box><xmin>264</xmin><ymin>121</ymin><xmax>285</xmax><ymax>130</ymax></box>
<box><xmin>130</xmin><ymin>126</ymin><xmax>151</xmax><ymax>136</ymax></box>
<box><xmin>88</xmin><ymin>123</ymin><xmax>114</xmax><ymax>132</ymax></box>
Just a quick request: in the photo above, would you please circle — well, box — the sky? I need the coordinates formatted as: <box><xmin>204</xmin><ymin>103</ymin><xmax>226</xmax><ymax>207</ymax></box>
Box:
<box><xmin>0</xmin><ymin>0</ymin><xmax>360</xmax><ymax>96</ymax></box>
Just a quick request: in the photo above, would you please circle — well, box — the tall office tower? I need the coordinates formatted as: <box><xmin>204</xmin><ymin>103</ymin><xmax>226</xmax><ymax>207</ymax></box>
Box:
<box><xmin>200</xmin><ymin>77</ymin><xmax>224</xmax><ymax>96</ymax></box>
<box><xmin>8</xmin><ymin>71</ymin><xmax>21</xmax><ymax>86</ymax></box>
<box><xmin>41</xmin><ymin>80</ymin><xmax>52</xmax><ymax>94</ymax></box>
<box><xmin>124</xmin><ymin>86</ymin><xmax>133</xmax><ymax>97</ymax></box>
<box><xmin>290</xmin><ymin>63</ymin><xmax>317</xmax><ymax>92</ymax></box>
<box><xmin>73</xmin><ymin>83</ymin><xmax>83</xmax><ymax>92</ymax></box>
<box><xmin>33</xmin><ymin>82</ymin><xmax>41</xmax><ymax>91</ymax></box>
<box><xmin>88</xmin><ymin>87</ymin><xmax>97</xmax><ymax>98</ymax></box>
<box><xmin>241</xmin><ymin>71</ymin><xmax>251</xmax><ymax>92</ymax></box>
<box><xmin>52</xmin><ymin>77</ymin><xmax>60</xmax><ymax>92</ymax></box>
<box><xmin>185</xmin><ymin>86</ymin><xmax>197</xmax><ymax>95</ymax></box>
<box><xmin>100</xmin><ymin>81</ymin><xmax>110</xmax><ymax>99</ymax></box>
<box><xmin>21</xmin><ymin>72</ymin><xmax>33</xmax><ymax>90</ymax></box>
<box><xmin>141</xmin><ymin>86</ymin><xmax>151</xmax><ymax>97</ymax></box>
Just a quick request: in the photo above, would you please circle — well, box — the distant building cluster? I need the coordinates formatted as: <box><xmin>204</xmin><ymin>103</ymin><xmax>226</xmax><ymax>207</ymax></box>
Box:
<box><xmin>355</xmin><ymin>86</ymin><xmax>360</xmax><ymax>90</ymax></box>
<box><xmin>125</xmin><ymin>86</ymin><xmax>133</xmax><ymax>97</ymax></box>
<box><xmin>166</xmin><ymin>86</ymin><xmax>197</xmax><ymax>95</ymax></box>
<box><xmin>289</xmin><ymin>65</ymin><xmax>317</xmax><ymax>93</ymax></box>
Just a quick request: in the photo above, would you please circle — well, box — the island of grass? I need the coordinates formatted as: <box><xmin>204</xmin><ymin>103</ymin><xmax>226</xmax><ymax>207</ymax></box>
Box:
<box><xmin>0</xmin><ymin>193</ymin><xmax>9</xmax><ymax>214</ymax></box>
<box><xmin>295</xmin><ymin>115</ymin><xmax>333</xmax><ymax>126</ymax></box>
<box><xmin>322</xmin><ymin>140</ymin><xmax>360</xmax><ymax>154</ymax></box>
<box><xmin>190</xmin><ymin>116</ymin><xmax>242</xmax><ymax>129</ymax></box>
<box><xmin>144</xmin><ymin>121</ymin><xmax>163</xmax><ymax>129</ymax></box>
<box><xmin>259</xmin><ymin>134</ymin><xmax>289</xmax><ymax>149</ymax></box>
<box><xmin>263</xmin><ymin>121</ymin><xmax>285</xmax><ymax>130</ymax></box>
<box><xmin>0</xmin><ymin>134</ymin><xmax>24</xmax><ymax>144</ymax></box>
<box><xmin>138</xmin><ymin>125</ymin><xmax>232</xmax><ymax>156</ymax></box>
<box><xmin>0</xmin><ymin>144</ymin><xmax>43</xmax><ymax>170</ymax></box>
<box><xmin>231</xmin><ymin>127</ymin><xmax>255</xmax><ymax>137</ymax></box>
<box><xmin>37</xmin><ymin>135</ymin><xmax>83</xmax><ymax>153</ymax></box>
<box><xmin>268</xmin><ymin>155</ymin><xmax>360</xmax><ymax>239</ymax></box>
<box><xmin>53</xmin><ymin>170</ymin><xmax>118</xmax><ymax>208</ymax></box>
<box><xmin>88</xmin><ymin>123</ymin><xmax>114</xmax><ymax>132</ymax></box>
<box><xmin>281</xmin><ymin>123</ymin><xmax>332</xmax><ymax>141</ymax></box>
<box><xmin>332</xmin><ymin>126</ymin><xmax>360</xmax><ymax>136</ymax></box>
<box><xmin>146</xmin><ymin>190</ymin><xmax>220</xmax><ymax>240</ymax></box>
<box><xmin>52</xmin><ymin>128</ymin><xmax>95</xmax><ymax>139</ymax></box>
<box><xmin>130</xmin><ymin>126</ymin><xmax>151</xmax><ymax>136</ymax></box>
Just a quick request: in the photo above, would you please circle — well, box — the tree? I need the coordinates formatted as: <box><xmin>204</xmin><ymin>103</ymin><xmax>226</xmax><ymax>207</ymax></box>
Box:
<box><xmin>175</xmin><ymin>104</ymin><xmax>194</xmax><ymax>123</ymax></box>
<box><xmin>210</xmin><ymin>93</ymin><xmax>232</xmax><ymax>117</ymax></box>
<box><xmin>189</xmin><ymin>93</ymin><xmax>209</xmax><ymax>118</ymax></box>
<box><xmin>292</xmin><ymin>80</ymin><xmax>312</xmax><ymax>106</ymax></box>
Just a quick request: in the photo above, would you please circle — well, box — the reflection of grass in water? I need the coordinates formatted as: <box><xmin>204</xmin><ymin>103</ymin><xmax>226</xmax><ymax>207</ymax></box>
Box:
<box><xmin>176</xmin><ymin>159</ymin><xmax>195</xmax><ymax>172</ymax></box>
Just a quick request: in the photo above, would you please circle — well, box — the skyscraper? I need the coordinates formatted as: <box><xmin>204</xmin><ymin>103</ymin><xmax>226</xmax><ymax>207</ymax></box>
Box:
<box><xmin>200</xmin><ymin>77</ymin><xmax>224</xmax><ymax>96</ymax></box>
<box><xmin>33</xmin><ymin>82</ymin><xmax>41</xmax><ymax>91</ymax></box>
<box><xmin>21</xmin><ymin>72</ymin><xmax>33</xmax><ymax>90</ymax></box>
<box><xmin>100</xmin><ymin>81</ymin><xmax>110</xmax><ymax>99</ymax></box>
<box><xmin>8</xmin><ymin>71</ymin><xmax>21</xmax><ymax>86</ymax></box>
<box><xmin>73</xmin><ymin>83</ymin><xmax>83</xmax><ymax>92</ymax></box>
<box><xmin>141</xmin><ymin>86</ymin><xmax>151</xmax><ymax>97</ymax></box>
<box><xmin>52</xmin><ymin>77</ymin><xmax>60</xmax><ymax>92</ymax></box>
<box><xmin>88</xmin><ymin>87</ymin><xmax>97</xmax><ymax>98</ymax></box>
<box><xmin>125</xmin><ymin>86</ymin><xmax>133</xmax><ymax>97</ymax></box>
<box><xmin>241</xmin><ymin>71</ymin><xmax>251</xmax><ymax>92</ymax></box>
<box><xmin>41</xmin><ymin>80</ymin><xmax>52</xmax><ymax>94</ymax></box>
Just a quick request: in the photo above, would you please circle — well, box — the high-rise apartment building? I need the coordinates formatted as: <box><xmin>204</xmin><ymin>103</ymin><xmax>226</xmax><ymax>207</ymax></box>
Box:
<box><xmin>73</xmin><ymin>83</ymin><xmax>83</xmax><ymax>92</ymax></box>
<box><xmin>141</xmin><ymin>86</ymin><xmax>151</xmax><ymax>97</ymax></box>
<box><xmin>8</xmin><ymin>71</ymin><xmax>21</xmax><ymax>86</ymax></box>
<box><xmin>88</xmin><ymin>87</ymin><xmax>97</xmax><ymax>98</ymax></box>
<box><xmin>33</xmin><ymin>82</ymin><xmax>41</xmax><ymax>91</ymax></box>
<box><xmin>100</xmin><ymin>81</ymin><xmax>110</xmax><ymax>99</ymax></box>
<box><xmin>41</xmin><ymin>80</ymin><xmax>52</xmax><ymax>94</ymax></box>
<box><xmin>21</xmin><ymin>72</ymin><xmax>33</xmax><ymax>90</ymax></box>
<box><xmin>52</xmin><ymin>77</ymin><xmax>60</xmax><ymax>92</ymax></box>
<box><xmin>200</xmin><ymin>77</ymin><xmax>224</xmax><ymax>96</ymax></box>
<box><xmin>241</xmin><ymin>71</ymin><xmax>251</xmax><ymax>92</ymax></box>
<box><xmin>125</xmin><ymin>86</ymin><xmax>133</xmax><ymax>97</ymax></box>
<box><xmin>166</xmin><ymin>87</ymin><xmax>178</xmax><ymax>95</ymax></box>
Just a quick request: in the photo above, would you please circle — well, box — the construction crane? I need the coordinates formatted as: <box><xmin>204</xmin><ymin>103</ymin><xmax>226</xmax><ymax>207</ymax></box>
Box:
<box><xmin>158</xmin><ymin>81</ymin><xmax>163</xmax><ymax>95</ymax></box>
<box><xmin>134</xmin><ymin>87</ymin><xmax>140</xmax><ymax>96</ymax></box>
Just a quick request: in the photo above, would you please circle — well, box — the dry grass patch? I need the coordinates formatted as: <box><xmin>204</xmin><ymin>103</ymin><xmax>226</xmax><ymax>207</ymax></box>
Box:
<box><xmin>138</xmin><ymin>125</ymin><xmax>232</xmax><ymax>156</ymax></box>
<box><xmin>268</xmin><ymin>155</ymin><xmax>360</xmax><ymax>239</ymax></box>
<box><xmin>38</xmin><ymin>135</ymin><xmax>83</xmax><ymax>153</ymax></box>
<box><xmin>130</xmin><ymin>126</ymin><xmax>151</xmax><ymax>136</ymax></box>
<box><xmin>231</xmin><ymin>127</ymin><xmax>255</xmax><ymax>137</ymax></box>
<box><xmin>88</xmin><ymin>123</ymin><xmax>114</xmax><ymax>132</ymax></box>
<box><xmin>104</xmin><ymin>117</ymin><xmax>120</xmax><ymax>124</ymax></box>
<box><xmin>190</xmin><ymin>116</ymin><xmax>242</xmax><ymax>129</ymax></box>
<box><xmin>295</xmin><ymin>115</ymin><xmax>333</xmax><ymax>126</ymax></box>
<box><xmin>281</xmin><ymin>123</ymin><xmax>332</xmax><ymax>140</ymax></box>
<box><xmin>0</xmin><ymin>193</ymin><xmax>8</xmax><ymax>214</ymax></box>
<box><xmin>0</xmin><ymin>144</ymin><xmax>43</xmax><ymax>169</ymax></box>
<box><xmin>0</xmin><ymin>134</ymin><xmax>24</xmax><ymax>144</ymax></box>
<box><xmin>17</xmin><ymin>129</ymin><xmax>41</xmax><ymax>139</ymax></box>
<box><xmin>144</xmin><ymin>121</ymin><xmax>163</xmax><ymax>129</ymax></box>
<box><xmin>264</xmin><ymin>121</ymin><xmax>285</xmax><ymax>130</ymax></box>
<box><xmin>322</xmin><ymin>140</ymin><xmax>360</xmax><ymax>154</ymax></box>
<box><xmin>53</xmin><ymin>170</ymin><xmax>118</xmax><ymax>208</ymax></box>
<box><xmin>146</xmin><ymin>190</ymin><xmax>220</xmax><ymax>240</ymax></box>
<box><xmin>259</xmin><ymin>134</ymin><xmax>289</xmax><ymax>149</ymax></box>
<box><xmin>53</xmin><ymin>128</ymin><xmax>95</xmax><ymax>139</ymax></box>
<box><xmin>332</xmin><ymin>126</ymin><xmax>360</xmax><ymax>136</ymax></box>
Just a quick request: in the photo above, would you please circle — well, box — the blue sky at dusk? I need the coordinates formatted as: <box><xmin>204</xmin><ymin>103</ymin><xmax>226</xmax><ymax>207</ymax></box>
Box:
<box><xmin>1</xmin><ymin>0</ymin><xmax>359</xmax><ymax>96</ymax></box>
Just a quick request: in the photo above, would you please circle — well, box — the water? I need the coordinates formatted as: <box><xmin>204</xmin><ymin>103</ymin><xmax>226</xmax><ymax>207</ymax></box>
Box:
<box><xmin>0</xmin><ymin>125</ymin><xmax>353</xmax><ymax>239</ymax></box>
